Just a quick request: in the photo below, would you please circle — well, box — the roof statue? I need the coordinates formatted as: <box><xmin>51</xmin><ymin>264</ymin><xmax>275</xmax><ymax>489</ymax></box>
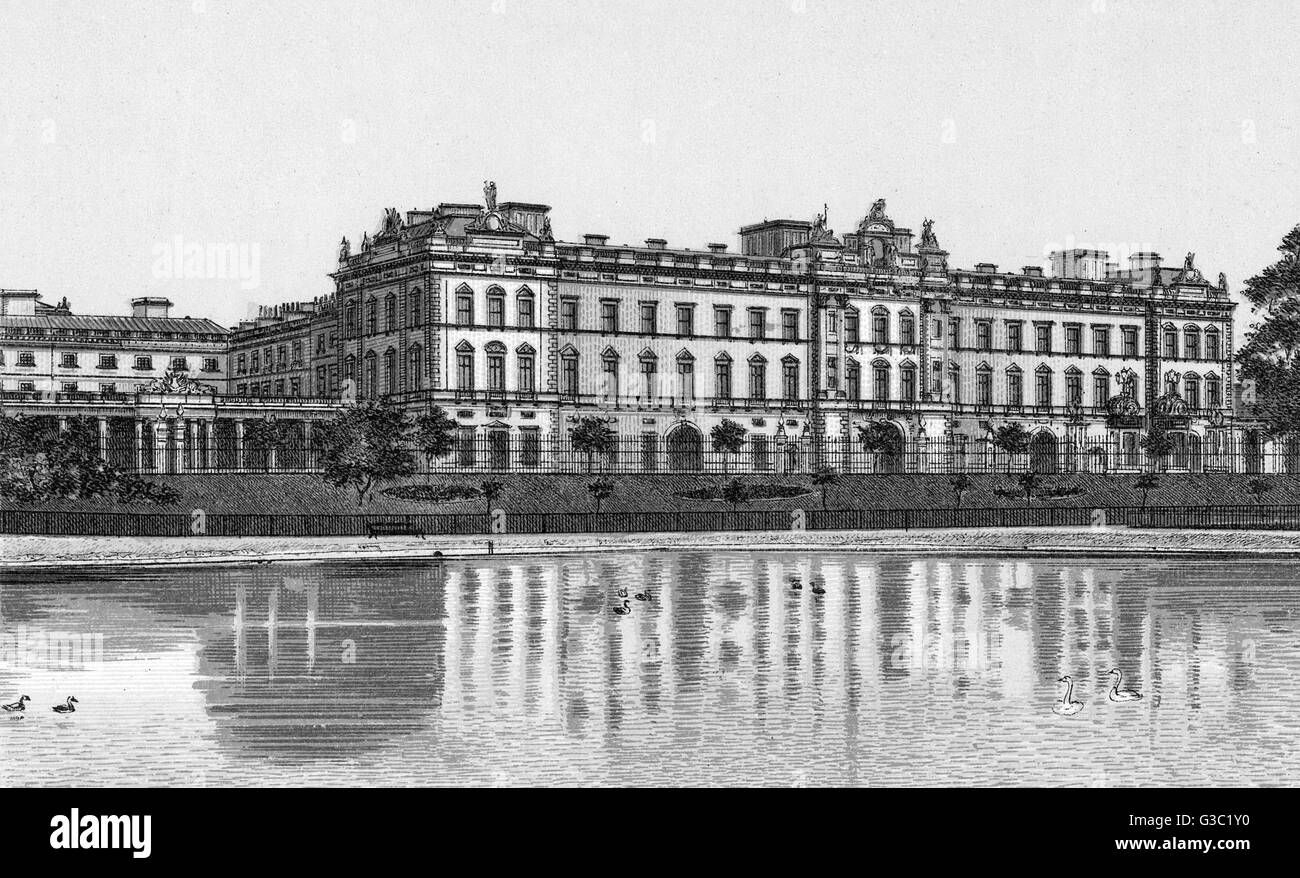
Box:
<box><xmin>809</xmin><ymin>204</ymin><xmax>831</xmax><ymax>242</ymax></box>
<box><xmin>339</xmin><ymin>236</ymin><xmax>350</xmax><ymax>262</ymax></box>
<box><xmin>1174</xmin><ymin>250</ymin><xmax>1205</xmax><ymax>284</ymax></box>
<box><xmin>144</xmin><ymin>369</ymin><xmax>216</xmax><ymax>396</ymax></box>
<box><xmin>868</xmin><ymin>198</ymin><xmax>888</xmax><ymax>222</ymax></box>
<box><xmin>540</xmin><ymin>215</ymin><xmax>553</xmax><ymax>241</ymax></box>
<box><xmin>1219</xmin><ymin>272</ymin><xmax>1228</xmax><ymax>292</ymax></box>
<box><xmin>920</xmin><ymin>217</ymin><xmax>939</xmax><ymax>249</ymax></box>
<box><xmin>484</xmin><ymin>180</ymin><xmax>498</xmax><ymax>212</ymax></box>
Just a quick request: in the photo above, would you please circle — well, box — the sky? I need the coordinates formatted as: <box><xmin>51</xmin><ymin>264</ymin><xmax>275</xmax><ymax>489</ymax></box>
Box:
<box><xmin>1</xmin><ymin>0</ymin><xmax>1297</xmax><ymax>327</ymax></box>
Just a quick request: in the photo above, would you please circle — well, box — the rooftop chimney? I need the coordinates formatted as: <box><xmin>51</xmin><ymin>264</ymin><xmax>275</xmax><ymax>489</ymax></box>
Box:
<box><xmin>1022</xmin><ymin>265</ymin><xmax>1044</xmax><ymax>277</ymax></box>
<box><xmin>131</xmin><ymin>296</ymin><xmax>172</xmax><ymax>319</ymax></box>
<box><xmin>582</xmin><ymin>234</ymin><xmax>609</xmax><ymax>247</ymax></box>
<box><xmin>707</xmin><ymin>243</ymin><xmax>728</xmax><ymax>253</ymax></box>
<box><xmin>645</xmin><ymin>238</ymin><xmax>667</xmax><ymax>250</ymax></box>
<box><xmin>0</xmin><ymin>289</ymin><xmax>41</xmax><ymax>316</ymax></box>
<box><xmin>975</xmin><ymin>263</ymin><xmax>998</xmax><ymax>274</ymax></box>
<box><xmin>1129</xmin><ymin>252</ymin><xmax>1162</xmax><ymax>270</ymax></box>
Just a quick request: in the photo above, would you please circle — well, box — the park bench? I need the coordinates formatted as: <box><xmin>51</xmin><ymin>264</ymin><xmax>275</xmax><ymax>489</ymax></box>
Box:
<box><xmin>366</xmin><ymin>520</ymin><xmax>426</xmax><ymax>539</ymax></box>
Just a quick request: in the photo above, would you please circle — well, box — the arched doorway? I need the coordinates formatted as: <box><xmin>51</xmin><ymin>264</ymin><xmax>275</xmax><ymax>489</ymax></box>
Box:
<box><xmin>1030</xmin><ymin>431</ymin><xmax>1058</xmax><ymax>474</ymax></box>
<box><xmin>666</xmin><ymin>423</ymin><xmax>703</xmax><ymax>471</ymax></box>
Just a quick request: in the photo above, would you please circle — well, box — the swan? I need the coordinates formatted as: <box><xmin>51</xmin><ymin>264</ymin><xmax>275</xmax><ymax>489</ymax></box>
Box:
<box><xmin>612</xmin><ymin>599</ymin><xmax>632</xmax><ymax>616</ymax></box>
<box><xmin>1052</xmin><ymin>676</ymin><xmax>1083</xmax><ymax>716</ymax></box>
<box><xmin>52</xmin><ymin>696</ymin><xmax>78</xmax><ymax>714</ymax></box>
<box><xmin>1107</xmin><ymin>669</ymin><xmax>1143</xmax><ymax>702</ymax></box>
<box><xmin>2</xmin><ymin>695</ymin><xmax>29</xmax><ymax>712</ymax></box>
<box><xmin>811</xmin><ymin>582</ymin><xmax>826</xmax><ymax>596</ymax></box>
<box><xmin>634</xmin><ymin>590</ymin><xmax>652</xmax><ymax>602</ymax></box>
<box><xmin>790</xmin><ymin>579</ymin><xmax>803</xmax><ymax>591</ymax></box>
<box><xmin>616</xmin><ymin>587</ymin><xmax>629</xmax><ymax>598</ymax></box>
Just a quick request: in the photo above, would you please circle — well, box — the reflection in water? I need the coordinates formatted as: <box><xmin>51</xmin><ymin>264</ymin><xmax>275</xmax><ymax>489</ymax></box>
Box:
<box><xmin>2</xmin><ymin>553</ymin><xmax>1299</xmax><ymax>786</ymax></box>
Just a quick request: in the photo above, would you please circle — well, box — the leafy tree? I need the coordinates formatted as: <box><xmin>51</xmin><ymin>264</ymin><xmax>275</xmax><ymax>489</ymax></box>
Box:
<box><xmin>721</xmin><ymin>478</ymin><xmax>749</xmax><ymax>512</ymax></box>
<box><xmin>480</xmin><ymin>479</ymin><xmax>504</xmax><ymax>518</ymax></box>
<box><xmin>1134</xmin><ymin>473</ymin><xmax>1160</xmax><ymax>509</ymax></box>
<box><xmin>414</xmin><ymin>406</ymin><xmax>457</xmax><ymax>477</ymax></box>
<box><xmin>1236</xmin><ymin>225</ymin><xmax>1300</xmax><ymax>438</ymax></box>
<box><xmin>1017</xmin><ymin>471</ymin><xmax>1038</xmax><ymax>506</ymax></box>
<box><xmin>569</xmin><ymin>417</ymin><xmax>616</xmax><ymax>473</ymax></box>
<box><xmin>0</xmin><ymin>414</ymin><xmax>178</xmax><ymax>505</ymax></box>
<box><xmin>857</xmin><ymin>421</ymin><xmax>902</xmax><ymax>471</ymax></box>
<box><xmin>710</xmin><ymin>419</ymin><xmax>747</xmax><ymax>474</ymax></box>
<box><xmin>315</xmin><ymin>397</ymin><xmax>416</xmax><ymax>505</ymax></box>
<box><xmin>1247</xmin><ymin>477</ymin><xmax>1273</xmax><ymax>506</ymax></box>
<box><xmin>948</xmin><ymin>473</ymin><xmax>973</xmax><ymax>509</ymax></box>
<box><xmin>242</xmin><ymin>417</ymin><xmax>289</xmax><ymax>472</ymax></box>
<box><xmin>1140</xmin><ymin>427</ymin><xmax>1175</xmax><ymax>472</ymax></box>
<box><xmin>991</xmin><ymin>424</ymin><xmax>1030</xmax><ymax>473</ymax></box>
<box><xmin>810</xmin><ymin>464</ymin><xmax>838</xmax><ymax>510</ymax></box>
<box><xmin>587</xmin><ymin>478</ymin><xmax>614</xmax><ymax>515</ymax></box>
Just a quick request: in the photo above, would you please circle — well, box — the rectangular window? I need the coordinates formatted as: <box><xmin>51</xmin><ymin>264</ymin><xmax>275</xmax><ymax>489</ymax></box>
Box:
<box><xmin>488</xmin><ymin>354</ymin><xmax>506</xmax><ymax>391</ymax></box>
<box><xmin>782</xmin><ymin>310</ymin><xmax>798</xmax><ymax>341</ymax></box>
<box><xmin>1065</xmin><ymin>325</ymin><xmax>1081</xmax><ymax>355</ymax></box>
<box><xmin>290</xmin><ymin>377</ymin><xmax>301</xmax><ymax>396</ymax></box>
<box><xmin>1163</xmin><ymin>328</ymin><xmax>1177</xmax><ymax>359</ymax></box>
<box><xmin>901</xmin><ymin>316</ymin><xmax>917</xmax><ymax>346</ymax></box>
<box><xmin>518</xmin><ymin>356</ymin><xmax>535</xmax><ymax>393</ymax></box>
<box><xmin>457</xmin><ymin>293</ymin><xmax>474</xmax><ymax>325</ymax></box>
<box><xmin>641</xmin><ymin>359</ymin><xmax>657</xmax><ymax>398</ymax></box>
<box><xmin>641</xmin><ymin>433</ymin><xmax>659</xmax><ymax>472</ymax></box>
<box><xmin>900</xmin><ymin>367</ymin><xmax>915</xmax><ymax>401</ymax></box>
<box><xmin>134</xmin><ymin>355</ymin><xmax>153</xmax><ymax>370</ymax></box>
<box><xmin>1093</xmin><ymin>374</ymin><xmax>1109</xmax><ymax>408</ymax></box>
<box><xmin>1035</xmin><ymin>324</ymin><xmax>1052</xmax><ymax>354</ymax></box>
<box><xmin>975</xmin><ymin>322</ymin><xmax>991</xmax><ymax>351</ymax></box>
<box><xmin>17</xmin><ymin>351</ymin><xmax>35</xmax><ymax>367</ymax></box>
<box><xmin>1007</xmin><ymin>372</ymin><xmax>1023</xmax><ymax>407</ymax></box>
<box><xmin>782</xmin><ymin>360</ymin><xmax>799</xmax><ymax>401</ymax></box>
<box><xmin>1066</xmin><ymin>372</ymin><xmax>1082</xmax><ymax>405</ymax></box>
<box><xmin>560</xmin><ymin>298</ymin><xmax>578</xmax><ymax>331</ymax></box>
<box><xmin>872</xmin><ymin>313</ymin><xmax>888</xmax><ymax>345</ymax></box>
<box><xmin>847</xmin><ymin>364</ymin><xmax>860</xmax><ymax>400</ymax></box>
<box><xmin>600</xmin><ymin>300</ymin><xmax>618</xmax><ymax>333</ymax></box>
<box><xmin>676</xmin><ymin>359</ymin><xmax>695</xmax><ymax>399</ymax></box>
<box><xmin>457</xmin><ymin>427</ymin><xmax>476</xmax><ymax>467</ymax></box>
<box><xmin>561</xmin><ymin>357</ymin><xmax>579</xmax><ymax>395</ymax></box>
<box><xmin>948</xmin><ymin>318</ymin><xmax>961</xmax><ymax>348</ymax></box>
<box><xmin>274</xmin><ymin>379</ymin><xmax>285</xmax><ymax>395</ymax></box>
<box><xmin>96</xmin><ymin>353</ymin><xmax>116</xmax><ymax>370</ymax></box>
<box><xmin>676</xmin><ymin>305</ymin><xmax>694</xmax><ymax>336</ymax></box>
<box><xmin>517</xmin><ymin>294</ymin><xmax>534</xmax><ymax>328</ymax></box>
<box><xmin>457</xmin><ymin>353</ymin><xmax>474</xmax><ymax>390</ymax></box>
<box><xmin>1006</xmin><ymin>322</ymin><xmax>1023</xmax><ymax>353</ymax></box>
<box><xmin>203</xmin><ymin>357</ymin><xmax>219</xmax><ymax>372</ymax></box>
<box><xmin>845</xmin><ymin>311</ymin><xmax>860</xmax><ymax>345</ymax></box>
<box><xmin>1093</xmin><ymin>327</ymin><xmax>1110</xmax><ymax>356</ymax></box>
<box><xmin>366</xmin><ymin>300</ymin><xmax>377</xmax><ymax>334</ymax></box>
<box><xmin>61</xmin><ymin>352</ymin><xmax>77</xmax><ymax>367</ymax></box>
<box><xmin>1206</xmin><ymin>332</ymin><xmax>1220</xmax><ymax>361</ymax></box>
<box><xmin>1207</xmin><ymin>379</ymin><xmax>1222</xmax><ymax>407</ymax></box>
<box><xmin>1123</xmin><ymin>327</ymin><xmax>1139</xmax><ymax>357</ymax></box>
<box><xmin>61</xmin><ymin>382</ymin><xmax>78</xmax><ymax>394</ymax></box>
<box><xmin>749</xmin><ymin>309</ymin><xmax>766</xmax><ymax>340</ymax></box>
<box><xmin>488</xmin><ymin>295</ymin><xmax>505</xmax><ymax>328</ymax></box>
<box><xmin>714</xmin><ymin>307</ymin><xmax>731</xmax><ymax>338</ymax></box>
<box><xmin>100</xmin><ymin>382</ymin><xmax>117</xmax><ymax>395</ymax></box>
<box><xmin>715</xmin><ymin>360</ymin><xmax>732</xmax><ymax>399</ymax></box>
<box><xmin>826</xmin><ymin>356</ymin><xmax>838</xmax><ymax>390</ymax></box>
<box><xmin>1035</xmin><ymin>371</ymin><xmax>1052</xmax><ymax>407</ymax></box>
<box><xmin>251</xmin><ymin>352</ymin><xmax>260</xmax><ymax>373</ymax></box>
<box><xmin>749</xmin><ymin>362</ymin><xmax>766</xmax><ymax>400</ymax></box>
<box><xmin>977</xmin><ymin>371</ymin><xmax>992</xmax><ymax>405</ymax></box>
<box><xmin>874</xmin><ymin>366</ymin><xmax>890</xmax><ymax>401</ymax></box>
<box><xmin>601</xmin><ymin>358</ymin><xmax>618</xmax><ymax>399</ymax></box>
<box><xmin>520</xmin><ymin>429</ymin><xmax>541</xmax><ymax>468</ymax></box>
<box><xmin>640</xmin><ymin>303</ymin><xmax>657</xmax><ymax>334</ymax></box>
<box><xmin>752</xmin><ymin>434</ymin><xmax>770</xmax><ymax>471</ymax></box>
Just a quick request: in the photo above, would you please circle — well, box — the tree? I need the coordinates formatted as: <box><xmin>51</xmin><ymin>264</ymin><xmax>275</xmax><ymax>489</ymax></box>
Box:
<box><xmin>587</xmin><ymin>478</ymin><xmax>614</xmax><ymax>515</ymax></box>
<box><xmin>948</xmin><ymin>473</ymin><xmax>973</xmax><ymax>509</ymax></box>
<box><xmin>242</xmin><ymin>418</ymin><xmax>288</xmax><ymax>472</ymax></box>
<box><xmin>414</xmin><ymin>406</ymin><xmax>457</xmax><ymax>477</ymax></box>
<box><xmin>1236</xmin><ymin>225</ymin><xmax>1300</xmax><ymax>438</ymax></box>
<box><xmin>569</xmin><ymin>417</ymin><xmax>616</xmax><ymax>473</ymax></box>
<box><xmin>480</xmin><ymin>479</ymin><xmax>504</xmax><ymax>518</ymax></box>
<box><xmin>1247</xmin><ymin>477</ymin><xmax>1273</xmax><ymax>506</ymax></box>
<box><xmin>315</xmin><ymin>397</ymin><xmax>416</xmax><ymax>505</ymax></box>
<box><xmin>1017</xmin><ymin>471</ymin><xmax>1038</xmax><ymax>506</ymax></box>
<box><xmin>857</xmin><ymin>421</ymin><xmax>901</xmax><ymax>472</ymax></box>
<box><xmin>710</xmin><ymin>419</ymin><xmax>747</xmax><ymax>474</ymax></box>
<box><xmin>721</xmin><ymin>478</ymin><xmax>749</xmax><ymax>512</ymax></box>
<box><xmin>1140</xmin><ymin>427</ymin><xmax>1175</xmax><ymax>472</ymax></box>
<box><xmin>991</xmin><ymin>424</ymin><xmax>1030</xmax><ymax>473</ymax></box>
<box><xmin>811</xmin><ymin>465</ymin><xmax>838</xmax><ymax>510</ymax></box>
<box><xmin>1134</xmin><ymin>473</ymin><xmax>1160</xmax><ymax>509</ymax></box>
<box><xmin>0</xmin><ymin>413</ymin><xmax>177</xmax><ymax>505</ymax></box>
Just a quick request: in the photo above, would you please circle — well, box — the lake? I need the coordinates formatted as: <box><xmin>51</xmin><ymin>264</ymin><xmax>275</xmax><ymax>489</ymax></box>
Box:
<box><xmin>2</xmin><ymin>551</ymin><xmax>1298</xmax><ymax>786</ymax></box>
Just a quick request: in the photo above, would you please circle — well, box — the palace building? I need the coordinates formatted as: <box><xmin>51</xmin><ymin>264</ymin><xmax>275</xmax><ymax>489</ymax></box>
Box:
<box><xmin>2</xmin><ymin>182</ymin><xmax>1282</xmax><ymax>475</ymax></box>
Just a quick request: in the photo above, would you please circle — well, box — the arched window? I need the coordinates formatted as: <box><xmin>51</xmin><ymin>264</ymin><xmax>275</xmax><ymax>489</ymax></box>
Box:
<box><xmin>1204</xmin><ymin>327</ymin><xmax>1220</xmax><ymax>361</ymax></box>
<box><xmin>363</xmin><ymin>350</ymin><xmax>377</xmax><ymax>398</ymax></box>
<box><xmin>517</xmin><ymin>344</ymin><xmax>536</xmax><ymax>394</ymax></box>
<box><xmin>872</xmin><ymin>358</ymin><xmax>891</xmax><ymax>402</ymax></box>
<box><xmin>899</xmin><ymin>310</ymin><xmax>916</xmax><ymax>346</ymax></box>
<box><xmin>1205</xmin><ymin>372</ymin><xmax>1222</xmax><ymax>407</ymax></box>
<box><xmin>781</xmin><ymin>355</ymin><xmax>800</xmax><ymax>401</ymax></box>
<box><xmin>455</xmin><ymin>341</ymin><xmax>474</xmax><ymax>391</ymax></box>
<box><xmin>640</xmin><ymin>349</ymin><xmax>660</xmax><ymax>399</ymax></box>
<box><xmin>383</xmin><ymin>347</ymin><xmax>396</xmax><ymax>395</ymax></box>
<box><xmin>1035</xmin><ymin>364</ymin><xmax>1053</xmax><ymax>408</ymax></box>
<box><xmin>1163</xmin><ymin>323</ymin><xmax>1178</xmax><ymax>358</ymax></box>
<box><xmin>1183</xmin><ymin>325</ymin><xmax>1201</xmax><ymax>359</ymax></box>
<box><xmin>384</xmin><ymin>293</ymin><xmax>397</xmax><ymax>331</ymax></box>
<box><xmin>409</xmin><ymin>288</ymin><xmax>422</xmax><ymax>327</ymax></box>
<box><xmin>601</xmin><ymin>347</ymin><xmax>620</xmax><ymax>400</ymax></box>
<box><xmin>676</xmin><ymin>349</ymin><xmax>696</xmax><ymax>400</ymax></box>
<box><xmin>747</xmin><ymin>354</ymin><xmax>767</xmax><ymax>401</ymax></box>
<box><xmin>1183</xmin><ymin>372</ymin><xmax>1201</xmax><ymax>409</ymax></box>
<box><xmin>560</xmin><ymin>347</ymin><xmax>579</xmax><ymax>396</ymax></box>
<box><xmin>1092</xmin><ymin>367</ymin><xmax>1110</xmax><ymax>408</ymax></box>
<box><xmin>408</xmin><ymin>344</ymin><xmax>423</xmax><ymax>390</ymax></box>
<box><xmin>714</xmin><ymin>352</ymin><xmax>733</xmax><ymax>400</ymax></box>
<box><xmin>345</xmin><ymin>301</ymin><xmax>358</xmax><ymax>337</ymax></box>
<box><xmin>516</xmin><ymin>286</ymin><xmax>535</xmax><ymax>328</ymax></box>
<box><xmin>365</xmin><ymin>298</ymin><xmax>377</xmax><ymax>334</ymax></box>
<box><xmin>871</xmin><ymin>306</ymin><xmax>890</xmax><ymax>345</ymax></box>
<box><xmin>487</xmin><ymin>286</ymin><xmax>506</xmax><ymax>328</ymax></box>
<box><xmin>1006</xmin><ymin>365</ymin><xmax>1024</xmax><ymax>408</ymax></box>
<box><xmin>486</xmin><ymin>341</ymin><xmax>507</xmax><ymax>392</ymax></box>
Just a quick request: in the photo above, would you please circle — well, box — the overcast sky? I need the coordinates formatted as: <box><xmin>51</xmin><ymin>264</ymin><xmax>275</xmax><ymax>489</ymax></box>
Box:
<box><xmin>2</xmin><ymin>0</ymin><xmax>1297</xmax><ymax>327</ymax></box>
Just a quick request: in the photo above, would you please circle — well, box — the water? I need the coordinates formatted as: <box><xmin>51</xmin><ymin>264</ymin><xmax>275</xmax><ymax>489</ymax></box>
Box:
<box><xmin>1</xmin><ymin>552</ymin><xmax>1298</xmax><ymax>787</ymax></box>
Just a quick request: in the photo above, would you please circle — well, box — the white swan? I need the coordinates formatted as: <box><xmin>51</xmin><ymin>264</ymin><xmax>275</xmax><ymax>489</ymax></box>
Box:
<box><xmin>1052</xmin><ymin>676</ymin><xmax>1084</xmax><ymax>716</ymax></box>
<box><xmin>1107</xmin><ymin>669</ymin><xmax>1143</xmax><ymax>702</ymax></box>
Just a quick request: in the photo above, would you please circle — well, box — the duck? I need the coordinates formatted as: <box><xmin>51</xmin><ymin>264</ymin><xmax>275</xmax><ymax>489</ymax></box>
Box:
<box><xmin>612</xmin><ymin>600</ymin><xmax>632</xmax><ymax>616</ymax></box>
<box><xmin>1052</xmin><ymin>676</ymin><xmax>1083</xmax><ymax>716</ymax></box>
<box><xmin>2</xmin><ymin>695</ymin><xmax>30</xmax><ymax>712</ymax></box>
<box><xmin>52</xmin><ymin>696</ymin><xmax>78</xmax><ymax>714</ymax></box>
<box><xmin>810</xmin><ymin>581</ymin><xmax>826</xmax><ymax>596</ymax></box>
<box><xmin>790</xmin><ymin>579</ymin><xmax>803</xmax><ymax>591</ymax></box>
<box><xmin>634</xmin><ymin>590</ymin><xmax>653</xmax><ymax>602</ymax></box>
<box><xmin>616</xmin><ymin>587</ymin><xmax>629</xmax><ymax>598</ymax></box>
<box><xmin>1107</xmin><ymin>669</ymin><xmax>1143</xmax><ymax>702</ymax></box>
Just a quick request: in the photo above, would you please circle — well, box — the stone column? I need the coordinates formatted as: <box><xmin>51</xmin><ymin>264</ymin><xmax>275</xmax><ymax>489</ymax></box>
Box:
<box><xmin>174</xmin><ymin>419</ymin><xmax>188</xmax><ymax>473</ymax></box>
<box><xmin>205</xmin><ymin>419</ymin><xmax>217</xmax><ymax>472</ymax></box>
<box><xmin>135</xmin><ymin>418</ymin><xmax>145</xmax><ymax>472</ymax></box>
<box><xmin>154</xmin><ymin>419</ymin><xmax>169</xmax><ymax>474</ymax></box>
<box><xmin>97</xmin><ymin>417</ymin><xmax>108</xmax><ymax>461</ymax></box>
